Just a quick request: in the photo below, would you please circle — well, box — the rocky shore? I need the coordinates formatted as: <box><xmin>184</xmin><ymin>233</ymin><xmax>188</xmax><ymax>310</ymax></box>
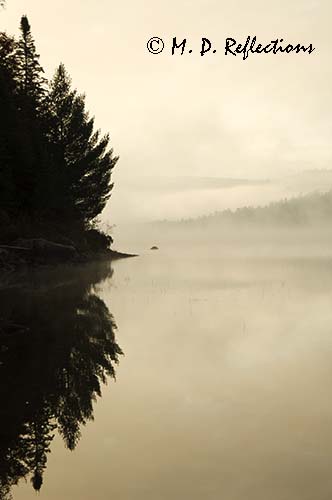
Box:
<box><xmin>0</xmin><ymin>237</ymin><xmax>137</xmax><ymax>280</ymax></box>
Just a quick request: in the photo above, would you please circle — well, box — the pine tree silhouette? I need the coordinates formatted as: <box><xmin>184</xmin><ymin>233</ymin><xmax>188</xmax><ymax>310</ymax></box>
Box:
<box><xmin>0</xmin><ymin>15</ymin><xmax>118</xmax><ymax>245</ymax></box>
<box><xmin>16</xmin><ymin>16</ymin><xmax>46</xmax><ymax>109</ymax></box>
<box><xmin>47</xmin><ymin>63</ymin><xmax>118</xmax><ymax>225</ymax></box>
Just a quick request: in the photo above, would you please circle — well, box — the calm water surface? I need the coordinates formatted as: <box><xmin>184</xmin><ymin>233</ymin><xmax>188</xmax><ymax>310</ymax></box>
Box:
<box><xmin>2</xmin><ymin>249</ymin><xmax>332</xmax><ymax>499</ymax></box>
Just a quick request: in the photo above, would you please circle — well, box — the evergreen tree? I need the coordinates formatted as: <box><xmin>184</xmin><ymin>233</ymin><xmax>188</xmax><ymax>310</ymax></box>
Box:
<box><xmin>26</xmin><ymin>408</ymin><xmax>56</xmax><ymax>492</ymax></box>
<box><xmin>0</xmin><ymin>16</ymin><xmax>118</xmax><ymax>244</ymax></box>
<box><xmin>0</xmin><ymin>33</ymin><xmax>19</xmax><ymax>214</ymax></box>
<box><xmin>13</xmin><ymin>16</ymin><xmax>52</xmax><ymax>215</ymax></box>
<box><xmin>0</xmin><ymin>263</ymin><xmax>121</xmax><ymax>495</ymax></box>
<box><xmin>48</xmin><ymin>64</ymin><xmax>118</xmax><ymax>225</ymax></box>
<box><xmin>16</xmin><ymin>16</ymin><xmax>46</xmax><ymax>109</ymax></box>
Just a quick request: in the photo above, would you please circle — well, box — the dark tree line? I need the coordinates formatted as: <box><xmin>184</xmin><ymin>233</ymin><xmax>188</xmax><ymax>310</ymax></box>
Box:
<box><xmin>0</xmin><ymin>16</ymin><xmax>118</xmax><ymax>243</ymax></box>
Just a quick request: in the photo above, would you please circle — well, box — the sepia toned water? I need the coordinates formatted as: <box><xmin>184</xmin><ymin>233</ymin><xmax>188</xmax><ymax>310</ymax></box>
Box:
<box><xmin>3</xmin><ymin>247</ymin><xmax>332</xmax><ymax>499</ymax></box>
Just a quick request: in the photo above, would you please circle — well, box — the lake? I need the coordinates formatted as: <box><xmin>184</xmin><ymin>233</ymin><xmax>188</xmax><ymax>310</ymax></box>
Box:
<box><xmin>2</xmin><ymin>247</ymin><xmax>332</xmax><ymax>500</ymax></box>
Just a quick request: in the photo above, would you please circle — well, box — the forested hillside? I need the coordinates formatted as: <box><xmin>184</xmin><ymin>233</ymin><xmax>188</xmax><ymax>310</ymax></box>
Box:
<box><xmin>159</xmin><ymin>190</ymin><xmax>332</xmax><ymax>229</ymax></box>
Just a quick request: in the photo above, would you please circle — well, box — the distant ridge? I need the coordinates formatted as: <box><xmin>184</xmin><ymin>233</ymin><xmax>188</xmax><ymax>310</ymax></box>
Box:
<box><xmin>155</xmin><ymin>190</ymin><xmax>332</xmax><ymax>228</ymax></box>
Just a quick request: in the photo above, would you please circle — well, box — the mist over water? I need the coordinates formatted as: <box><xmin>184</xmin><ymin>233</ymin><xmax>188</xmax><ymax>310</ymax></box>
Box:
<box><xmin>6</xmin><ymin>235</ymin><xmax>332</xmax><ymax>500</ymax></box>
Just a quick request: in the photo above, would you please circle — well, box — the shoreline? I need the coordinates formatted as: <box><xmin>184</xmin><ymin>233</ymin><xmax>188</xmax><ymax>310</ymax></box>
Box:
<box><xmin>0</xmin><ymin>245</ymin><xmax>138</xmax><ymax>287</ymax></box>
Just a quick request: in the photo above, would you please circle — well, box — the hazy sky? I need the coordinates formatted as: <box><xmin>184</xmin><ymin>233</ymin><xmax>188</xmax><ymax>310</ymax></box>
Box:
<box><xmin>1</xmin><ymin>0</ymin><xmax>331</xmax><ymax>223</ymax></box>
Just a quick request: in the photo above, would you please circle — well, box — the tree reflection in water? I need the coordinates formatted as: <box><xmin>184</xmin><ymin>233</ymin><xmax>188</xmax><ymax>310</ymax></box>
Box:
<box><xmin>0</xmin><ymin>262</ymin><xmax>122</xmax><ymax>499</ymax></box>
